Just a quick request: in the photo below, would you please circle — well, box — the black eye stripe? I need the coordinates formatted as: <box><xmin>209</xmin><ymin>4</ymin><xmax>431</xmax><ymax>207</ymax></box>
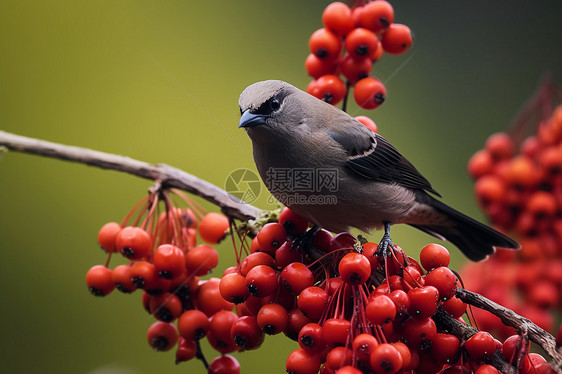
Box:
<box><xmin>253</xmin><ymin>97</ymin><xmax>282</xmax><ymax>116</ymax></box>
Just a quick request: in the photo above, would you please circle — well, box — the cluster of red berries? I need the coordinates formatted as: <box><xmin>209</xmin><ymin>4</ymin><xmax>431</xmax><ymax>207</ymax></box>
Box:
<box><xmin>305</xmin><ymin>1</ymin><xmax>413</xmax><ymax>110</ymax></box>
<box><xmin>85</xmin><ymin>188</ymin><xmax>242</xmax><ymax>372</ymax></box>
<box><xmin>211</xmin><ymin>207</ymin><xmax>546</xmax><ymax>374</ymax></box>
<box><xmin>463</xmin><ymin>83</ymin><xmax>562</xmax><ymax>339</ymax></box>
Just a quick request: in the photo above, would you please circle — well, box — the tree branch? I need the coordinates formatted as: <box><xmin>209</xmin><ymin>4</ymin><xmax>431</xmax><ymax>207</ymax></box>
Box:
<box><xmin>0</xmin><ymin>130</ymin><xmax>263</xmax><ymax>223</ymax></box>
<box><xmin>456</xmin><ymin>287</ymin><xmax>562</xmax><ymax>368</ymax></box>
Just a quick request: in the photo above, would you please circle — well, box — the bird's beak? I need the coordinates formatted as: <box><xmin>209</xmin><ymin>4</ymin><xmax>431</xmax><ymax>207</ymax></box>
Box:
<box><xmin>239</xmin><ymin>109</ymin><xmax>266</xmax><ymax>128</ymax></box>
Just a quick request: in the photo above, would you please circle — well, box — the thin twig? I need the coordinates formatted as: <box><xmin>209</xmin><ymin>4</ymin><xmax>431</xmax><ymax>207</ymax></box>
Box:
<box><xmin>0</xmin><ymin>130</ymin><xmax>263</xmax><ymax>226</ymax></box>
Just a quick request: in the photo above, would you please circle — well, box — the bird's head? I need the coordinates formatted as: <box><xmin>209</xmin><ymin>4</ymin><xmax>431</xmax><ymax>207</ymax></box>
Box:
<box><xmin>238</xmin><ymin>80</ymin><xmax>309</xmax><ymax>140</ymax></box>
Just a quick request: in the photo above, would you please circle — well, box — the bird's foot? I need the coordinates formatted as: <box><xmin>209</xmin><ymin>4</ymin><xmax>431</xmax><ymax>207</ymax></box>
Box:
<box><xmin>291</xmin><ymin>225</ymin><xmax>320</xmax><ymax>252</ymax></box>
<box><xmin>375</xmin><ymin>222</ymin><xmax>394</xmax><ymax>259</ymax></box>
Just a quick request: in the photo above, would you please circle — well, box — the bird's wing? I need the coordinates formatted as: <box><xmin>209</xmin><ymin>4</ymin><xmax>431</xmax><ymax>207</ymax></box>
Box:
<box><xmin>327</xmin><ymin>126</ymin><xmax>441</xmax><ymax>196</ymax></box>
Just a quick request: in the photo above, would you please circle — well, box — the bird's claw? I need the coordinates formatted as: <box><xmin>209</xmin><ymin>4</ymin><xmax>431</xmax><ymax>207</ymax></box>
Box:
<box><xmin>291</xmin><ymin>225</ymin><xmax>320</xmax><ymax>252</ymax></box>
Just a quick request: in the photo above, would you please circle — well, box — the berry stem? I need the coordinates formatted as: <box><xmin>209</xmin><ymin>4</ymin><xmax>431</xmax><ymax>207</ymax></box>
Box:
<box><xmin>341</xmin><ymin>80</ymin><xmax>351</xmax><ymax>113</ymax></box>
<box><xmin>195</xmin><ymin>339</ymin><xmax>209</xmax><ymax>370</ymax></box>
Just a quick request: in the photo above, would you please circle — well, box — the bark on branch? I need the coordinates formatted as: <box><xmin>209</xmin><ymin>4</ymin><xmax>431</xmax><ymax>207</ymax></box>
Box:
<box><xmin>0</xmin><ymin>130</ymin><xmax>263</xmax><ymax>222</ymax></box>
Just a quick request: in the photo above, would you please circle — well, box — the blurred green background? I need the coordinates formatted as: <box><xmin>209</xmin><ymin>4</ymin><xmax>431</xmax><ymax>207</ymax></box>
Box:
<box><xmin>0</xmin><ymin>1</ymin><xmax>561</xmax><ymax>373</ymax></box>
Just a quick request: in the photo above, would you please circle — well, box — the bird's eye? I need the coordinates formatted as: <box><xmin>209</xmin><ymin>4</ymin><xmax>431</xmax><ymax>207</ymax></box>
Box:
<box><xmin>270</xmin><ymin>98</ymin><xmax>280</xmax><ymax>111</ymax></box>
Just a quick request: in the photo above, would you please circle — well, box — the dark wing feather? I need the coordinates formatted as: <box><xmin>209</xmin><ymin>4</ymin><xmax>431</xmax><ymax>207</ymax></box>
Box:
<box><xmin>329</xmin><ymin>130</ymin><xmax>441</xmax><ymax>196</ymax></box>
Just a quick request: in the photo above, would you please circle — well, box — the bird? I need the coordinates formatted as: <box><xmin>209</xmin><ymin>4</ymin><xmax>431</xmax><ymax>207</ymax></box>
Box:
<box><xmin>238</xmin><ymin>80</ymin><xmax>519</xmax><ymax>261</ymax></box>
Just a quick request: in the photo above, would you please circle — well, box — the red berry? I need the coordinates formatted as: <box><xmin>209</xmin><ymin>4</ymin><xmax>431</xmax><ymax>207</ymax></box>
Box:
<box><xmin>305</xmin><ymin>53</ymin><xmax>339</xmax><ymax>80</ymax></box>
<box><xmin>442</xmin><ymin>296</ymin><xmax>467</xmax><ymax>319</ymax></box>
<box><xmin>178</xmin><ymin>309</ymin><xmax>209</xmax><ymax>340</ymax></box>
<box><xmin>97</xmin><ymin>222</ymin><xmax>121</xmax><ymax>252</ymax></box>
<box><xmin>381</xmin><ymin>24</ymin><xmax>413</xmax><ymax>55</ymax></box>
<box><xmin>231</xmin><ymin>315</ymin><xmax>264</xmax><ymax>350</ymax></box>
<box><xmin>309</xmin><ymin>74</ymin><xmax>347</xmax><ymax>106</ymax></box>
<box><xmin>198</xmin><ymin>212</ymin><xmax>229</xmax><ymax>244</ymax></box>
<box><xmin>245</xmin><ymin>264</ymin><xmax>278</xmax><ymax>297</ymax></box>
<box><xmin>309</xmin><ymin>28</ymin><xmax>342</xmax><ymax>61</ymax></box>
<box><xmin>175</xmin><ymin>337</ymin><xmax>196</xmax><ymax>364</ymax></box>
<box><xmin>338</xmin><ymin>252</ymin><xmax>371</xmax><ymax>284</ymax></box>
<box><xmin>86</xmin><ymin>265</ymin><xmax>115</xmax><ymax>296</ymax></box>
<box><xmin>279</xmin><ymin>207</ymin><xmax>309</xmax><ymax>237</ymax></box>
<box><xmin>352</xmin><ymin>333</ymin><xmax>378</xmax><ymax>362</ymax></box>
<box><xmin>286</xmin><ymin>348</ymin><xmax>321</xmax><ymax>374</ymax></box>
<box><xmin>420</xmin><ymin>243</ymin><xmax>450</xmax><ymax>271</ymax></box>
<box><xmin>208</xmin><ymin>355</ymin><xmax>240</xmax><ymax>374</ymax></box>
<box><xmin>153</xmin><ymin>244</ymin><xmax>185</xmax><ymax>279</ymax></box>
<box><xmin>360</xmin><ymin>1</ymin><xmax>394</xmax><ymax>32</ymax></box>
<box><xmin>282</xmin><ymin>262</ymin><xmax>314</xmax><ymax>295</ymax></box>
<box><xmin>196</xmin><ymin>278</ymin><xmax>235</xmax><ymax>317</ymax></box>
<box><xmin>431</xmin><ymin>333</ymin><xmax>460</xmax><ymax>364</ymax></box>
<box><xmin>326</xmin><ymin>346</ymin><xmax>353</xmax><ymax>370</ymax></box>
<box><xmin>299</xmin><ymin>323</ymin><xmax>326</xmax><ymax>354</ymax></box>
<box><xmin>366</xmin><ymin>294</ymin><xmax>396</xmax><ymax>325</ymax></box>
<box><xmin>116</xmin><ymin>226</ymin><xmax>152</xmax><ymax>260</ymax></box>
<box><xmin>297</xmin><ymin>286</ymin><xmax>328</xmax><ymax>322</ymax></box>
<box><xmin>465</xmin><ymin>331</ymin><xmax>496</xmax><ymax>361</ymax></box>
<box><xmin>257</xmin><ymin>303</ymin><xmax>288</xmax><ymax>335</ymax></box>
<box><xmin>111</xmin><ymin>264</ymin><xmax>136</xmax><ymax>293</ymax></box>
<box><xmin>147</xmin><ymin>321</ymin><xmax>178</xmax><ymax>352</ymax></box>
<box><xmin>407</xmin><ymin>286</ymin><xmax>439</xmax><ymax>318</ymax></box>
<box><xmin>257</xmin><ymin>222</ymin><xmax>287</xmax><ymax>255</ymax></box>
<box><xmin>340</xmin><ymin>54</ymin><xmax>372</xmax><ymax>84</ymax></box>
<box><xmin>185</xmin><ymin>244</ymin><xmax>218</xmax><ymax>276</ymax></box>
<box><xmin>345</xmin><ymin>28</ymin><xmax>379</xmax><ymax>59</ymax></box>
<box><xmin>240</xmin><ymin>252</ymin><xmax>276</xmax><ymax>276</ymax></box>
<box><xmin>322</xmin><ymin>318</ymin><xmax>351</xmax><ymax>347</ymax></box>
<box><xmin>370</xmin><ymin>343</ymin><xmax>402</xmax><ymax>374</ymax></box>
<box><xmin>424</xmin><ymin>266</ymin><xmax>458</xmax><ymax>300</ymax></box>
<box><xmin>403</xmin><ymin>317</ymin><xmax>437</xmax><ymax>348</ymax></box>
<box><xmin>219</xmin><ymin>272</ymin><xmax>250</xmax><ymax>304</ymax></box>
<box><xmin>354</xmin><ymin>77</ymin><xmax>386</xmax><ymax>110</ymax></box>
<box><xmin>322</xmin><ymin>2</ymin><xmax>354</xmax><ymax>37</ymax></box>
<box><xmin>207</xmin><ymin>310</ymin><xmax>239</xmax><ymax>354</ymax></box>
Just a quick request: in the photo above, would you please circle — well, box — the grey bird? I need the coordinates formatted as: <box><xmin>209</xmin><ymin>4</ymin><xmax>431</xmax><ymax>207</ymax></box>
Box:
<box><xmin>238</xmin><ymin>80</ymin><xmax>519</xmax><ymax>261</ymax></box>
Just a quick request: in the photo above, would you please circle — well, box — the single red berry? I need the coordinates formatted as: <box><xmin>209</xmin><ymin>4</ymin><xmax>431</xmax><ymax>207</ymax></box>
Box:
<box><xmin>153</xmin><ymin>244</ymin><xmax>185</xmax><ymax>279</ymax></box>
<box><xmin>116</xmin><ymin>226</ymin><xmax>152</xmax><ymax>260</ymax></box>
<box><xmin>339</xmin><ymin>252</ymin><xmax>371</xmax><ymax>284</ymax></box>
<box><xmin>198</xmin><ymin>212</ymin><xmax>229</xmax><ymax>244</ymax></box>
<box><xmin>219</xmin><ymin>272</ymin><xmax>250</xmax><ymax>304</ymax></box>
<box><xmin>370</xmin><ymin>343</ymin><xmax>403</xmax><ymax>374</ymax></box>
<box><xmin>130</xmin><ymin>261</ymin><xmax>170</xmax><ymax>295</ymax></box>
<box><xmin>175</xmin><ymin>337</ymin><xmax>197</xmax><ymax>364</ymax></box>
<box><xmin>354</xmin><ymin>77</ymin><xmax>386</xmax><ymax>110</ymax></box>
<box><xmin>111</xmin><ymin>264</ymin><xmax>136</xmax><ymax>293</ymax></box>
<box><xmin>468</xmin><ymin>150</ymin><xmax>495</xmax><ymax>179</ymax></box>
<box><xmin>420</xmin><ymin>243</ymin><xmax>450</xmax><ymax>271</ymax></box>
<box><xmin>352</xmin><ymin>333</ymin><xmax>378</xmax><ymax>362</ymax></box>
<box><xmin>282</xmin><ymin>262</ymin><xmax>314</xmax><ymax>295</ymax></box>
<box><xmin>240</xmin><ymin>251</ymin><xmax>276</xmax><ymax>276</ymax></box>
<box><xmin>340</xmin><ymin>54</ymin><xmax>372</xmax><ymax>84</ymax></box>
<box><xmin>360</xmin><ymin>1</ymin><xmax>394</xmax><ymax>32</ymax></box>
<box><xmin>326</xmin><ymin>346</ymin><xmax>353</xmax><ymax>370</ymax></box>
<box><xmin>381</xmin><ymin>23</ymin><xmax>413</xmax><ymax>55</ymax></box>
<box><xmin>286</xmin><ymin>348</ymin><xmax>321</xmax><ymax>374</ymax></box>
<box><xmin>442</xmin><ymin>296</ymin><xmax>467</xmax><ymax>319</ymax></box>
<box><xmin>285</xmin><ymin>307</ymin><xmax>312</xmax><ymax>341</ymax></box>
<box><xmin>391</xmin><ymin>342</ymin><xmax>411</xmax><ymax>370</ymax></box>
<box><xmin>402</xmin><ymin>317</ymin><xmax>437</xmax><ymax>348</ymax></box>
<box><xmin>245</xmin><ymin>264</ymin><xmax>278</xmax><ymax>297</ymax></box>
<box><xmin>231</xmin><ymin>315</ymin><xmax>265</xmax><ymax>350</ymax></box>
<box><xmin>322</xmin><ymin>2</ymin><xmax>354</xmax><ymax>36</ymax></box>
<box><xmin>86</xmin><ymin>265</ymin><xmax>115</xmax><ymax>296</ymax></box>
<box><xmin>208</xmin><ymin>355</ymin><xmax>241</xmax><ymax>374</ymax></box>
<box><xmin>207</xmin><ymin>310</ymin><xmax>240</xmax><ymax>354</ymax></box>
<box><xmin>431</xmin><ymin>333</ymin><xmax>460</xmax><ymax>364</ymax></box>
<box><xmin>407</xmin><ymin>285</ymin><xmax>439</xmax><ymax>318</ymax></box>
<box><xmin>345</xmin><ymin>28</ymin><xmax>379</xmax><ymax>59</ymax></box>
<box><xmin>485</xmin><ymin>132</ymin><xmax>515</xmax><ymax>161</ymax></box>
<box><xmin>275</xmin><ymin>241</ymin><xmax>303</xmax><ymax>269</ymax></box>
<box><xmin>147</xmin><ymin>321</ymin><xmax>178</xmax><ymax>352</ymax></box>
<box><xmin>148</xmin><ymin>292</ymin><xmax>183</xmax><ymax>322</ymax></box>
<box><xmin>185</xmin><ymin>244</ymin><xmax>218</xmax><ymax>276</ymax></box>
<box><xmin>366</xmin><ymin>295</ymin><xmax>396</xmax><ymax>325</ymax></box>
<box><xmin>309</xmin><ymin>28</ymin><xmax>342</xmax><ymax>61</ymax></box>
<box><xmin>257</xmin><ymin>222</ymin><xmax>287</xmax><ymax>255</ymax></box>
<box><xmin>178</xmin><ymin>309</ymin><xmax>209</xmax><ymax>340</ymax></box>
<box><xmin>279</xmin><ymin>207</ymin><xmax>309</xmax><ymax>237</ymax></box>
<box><xmin>322</xmin><ymin>318</ymin><xmax>351</xmax><ymax>347</ymax></box>
<box><xmin>257</xmin><ymin>303</ymin><xmax>289</xmax><ymax>335</ymax></box>
<box><xmin>297</xmin><ymin>286</ymin><xmax>328</xmax><ymax>322</ymax></box>
<box><xmin>309</xmin><ymin>74</ymin><xmax>347</xmax><ymax>106</ymax></box>
<box><xmin>465</xmin><ymin>331</ymin><xmax>496</xmax><ymax>361</ymax></box>
<box><xmin>298</xmin><ymin>323</ymin><xmax>326</xmax><ymax>354</ymax></box>
<box><xmin>305</xmin><ymin>53</ymin><xmax>339</xmax><ymax>80</ymax></box>
<box><xmin>424</xmin><ymin>266</ymin><xmax>458</xmax><ymax>300</ymax></box>
<box><xmin>97</xmin><ymin>222</ymin><xmax>121</xmax><ymax>252</ymax></box>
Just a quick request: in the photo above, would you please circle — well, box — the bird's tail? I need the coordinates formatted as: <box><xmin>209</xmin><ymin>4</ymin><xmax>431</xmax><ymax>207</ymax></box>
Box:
<box><xmin>409</xmin><ymin>197</ymin><xmax>519</xmax><ymax>261</ymax></box>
